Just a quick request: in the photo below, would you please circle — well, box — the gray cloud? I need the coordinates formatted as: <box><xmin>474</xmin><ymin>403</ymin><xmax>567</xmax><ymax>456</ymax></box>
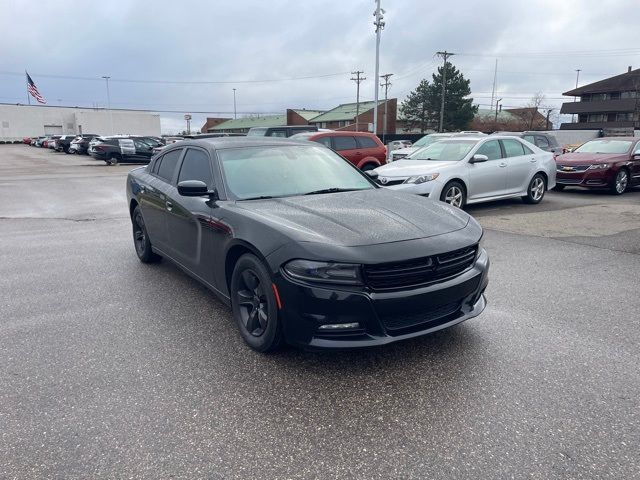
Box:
<box><xmin>2</xmin><ymin>0</ymin><xmax>639</xmax><ymax>132</ymax></box>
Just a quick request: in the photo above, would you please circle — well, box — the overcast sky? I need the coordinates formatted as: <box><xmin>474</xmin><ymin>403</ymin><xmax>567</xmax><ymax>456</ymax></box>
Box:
<box><xmin>2</xmin><ymin>0</ymin><xmax>640</xmax><ymax>132</ymax></box>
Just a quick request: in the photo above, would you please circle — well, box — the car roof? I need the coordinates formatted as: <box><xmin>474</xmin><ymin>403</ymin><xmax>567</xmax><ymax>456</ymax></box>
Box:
<box><xmin>588</xmin><ymin>136</ymin><xmax>638</xmax><ymax>141</ymax></box>
<box><xmin>168</xmin><ymin>136</ymin><xmax>311</xmax><ymax>151</ymax></box>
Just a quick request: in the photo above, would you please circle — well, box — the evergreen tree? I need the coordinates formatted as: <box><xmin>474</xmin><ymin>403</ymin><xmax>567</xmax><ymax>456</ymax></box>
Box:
<box><xmin>400</xmin><ymin>79</ymin><xmax>435</xmax><ymax>133</ymax></box>
<box><xmin>428</xmin><ymin>62</ymin><xmax>477</xmax><ymax>131</ymax></box>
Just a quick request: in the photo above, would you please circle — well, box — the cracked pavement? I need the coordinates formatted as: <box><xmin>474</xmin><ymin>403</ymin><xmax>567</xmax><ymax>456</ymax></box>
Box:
<box><xmin>1</xmin><ymin>145</ymin><xmax>639</xmax><ymax>479</ymax></box>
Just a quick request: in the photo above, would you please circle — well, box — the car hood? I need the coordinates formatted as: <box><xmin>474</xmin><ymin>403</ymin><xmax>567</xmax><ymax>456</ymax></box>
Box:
<box><xmin>231</xmin><ymin>188</ymin><xmax>470</xmax><ymax>247</ymax></box>
<box><xmin>375</xmin><ymin>159</ymin><xmax>460</xmax><ymax>177</ymax></box>
<box><xmin>556</xmin><ymin>152</ymin><xmax>627</xmax><ymax>164</ymax></box>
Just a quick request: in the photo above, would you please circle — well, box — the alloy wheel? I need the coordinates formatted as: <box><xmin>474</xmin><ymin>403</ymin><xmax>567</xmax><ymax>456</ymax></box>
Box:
<box><xmin>133</xmin><ymin>213</ymin><xmax>146</xmax><ymax>256</ymax></box>
<box><xmin>531</xmin><ymin>177</ymin><xmax>545</xmax><ymax>201</ymax></box>
<box><xmin>444</xmin><ymin>186</ymin><xmax>464</xmax><ymax>207</ymax></box>
<box><xmin>616</xmin><ymin>170</ymin><xmax>628</xmax><ymax>194</ymax></box>
<box><xmin>236</xmin><ymin>269</ymin><xmax>268</xmax><ymax>337</ymax></box>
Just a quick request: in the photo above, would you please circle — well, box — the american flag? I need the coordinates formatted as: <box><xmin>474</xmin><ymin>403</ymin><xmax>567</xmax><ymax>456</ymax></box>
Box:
<box><xmin>26</xmin><ymin>72</ymin><xmax>46</xmax><ymax>104</ymax></box>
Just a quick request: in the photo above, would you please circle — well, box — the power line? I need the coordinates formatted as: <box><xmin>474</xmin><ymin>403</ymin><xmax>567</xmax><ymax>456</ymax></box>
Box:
<box><xmin>436</xmin><ymin>51</ymin><xmax>454</xmax><ymax>132</ymax></box>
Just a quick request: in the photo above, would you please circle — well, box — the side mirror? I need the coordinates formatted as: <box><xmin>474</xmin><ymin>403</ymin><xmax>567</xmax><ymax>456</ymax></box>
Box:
<box><xmin>365</xmin><ymin>170</ymin><xmax>379</xmax><ymax>179</ymax></box>
<box><xmin>469</xmin><ymin>154</ymin><xmax>489</xmax><ymax>164</ymax></box>
<box><xmin>633</xmin><ymin>153</ymin><xmax>640</xmax><ymax>160</ymax></box>
<box><xmin>178</xmin><ymin>180</ymin><xmax>217</xmax><ymax>199</ymax></box>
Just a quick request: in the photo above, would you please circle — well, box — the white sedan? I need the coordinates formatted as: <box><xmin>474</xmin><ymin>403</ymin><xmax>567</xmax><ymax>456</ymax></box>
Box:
<box><xmin>373</xmin><ymin>135</ymin><xmax>556</xmax><ymax>207</ymax></box>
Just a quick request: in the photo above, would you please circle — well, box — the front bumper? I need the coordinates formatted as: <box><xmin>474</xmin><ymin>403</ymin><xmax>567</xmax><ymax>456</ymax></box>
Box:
<box><xmin>275</xmin><ymin>248</ymin><xmax>489</xmax><ymax>349</ymax></box>
<box><xmin>556</xmin><ymin>168</ymin><xmax>615</xmax><ymax>188</ymax></box>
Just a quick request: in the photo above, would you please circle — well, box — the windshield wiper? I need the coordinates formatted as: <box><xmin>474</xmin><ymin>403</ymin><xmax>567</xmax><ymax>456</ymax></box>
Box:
<box><xmin>240</xmin><ymin>195</ymin><xmax>275</xmax><ymax>201</ymax></box>
<box><xmin>304</xmin><ymin>188</ymin><xmax>362</xmax><ymax>196</ymax></box>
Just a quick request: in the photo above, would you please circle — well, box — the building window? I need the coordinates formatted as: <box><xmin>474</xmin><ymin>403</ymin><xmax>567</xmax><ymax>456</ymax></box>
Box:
<box><xmin>610</xmin><ymin>92</ymin><xmax>621</xmax><ymax>99</ymax></box>
<box><xmin>616</xmin><ymin>112</ymin><xmax>634</xmax><ymax>121</ymax></box>
<box><xmin>587</xmin><ymin>114</ymin><xmax>607</xmax><ymax>122</ymax></box>
<box><xmin>581</xmin><ymin>94</ymin><xmax>591</xmax><ymax>102</ymax></box>
<box><xmin>621</xmin><ymin>91</ymin><xmax>638</xmax><ymax>99</ymax></box>
<box><xmin>321</xmin><ymin>122</ymin><xmax>327</xmax><ymax>129</ymax></box>
<box><xmin>591</xmin><ymin>93</ymin><xmax>608</xmax><ymax>101</ymax></box>
<box><xmin>578</xmin><ymin>114</ymin><xmax>588</xmax><ymax>123</ymax></box>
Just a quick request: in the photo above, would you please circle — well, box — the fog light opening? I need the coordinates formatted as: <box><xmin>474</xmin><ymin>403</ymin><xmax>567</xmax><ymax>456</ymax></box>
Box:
<box><xmin>318</xmin><ymin>322</ymin><xmax>360</xmax><ymax>330</ymax></box>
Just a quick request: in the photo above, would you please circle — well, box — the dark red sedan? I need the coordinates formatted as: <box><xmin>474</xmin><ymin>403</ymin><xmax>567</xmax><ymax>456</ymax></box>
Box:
<box><xmin>554</xmin><ymin>137</ymin><xmax>640</xmax><ymax>194</ymax></box>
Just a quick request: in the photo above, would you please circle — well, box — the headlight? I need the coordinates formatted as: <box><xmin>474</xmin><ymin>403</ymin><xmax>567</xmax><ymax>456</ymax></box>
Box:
<box><xmin>588</xmin><ymin>163</ymin><xmax>609</xmax><ymax>170</ymax></box>
<box><xmin>404</xmin><ymin>173</ymin><xmax>440</xmax><ymax>184</ymax></box>
<box><xmin>283</xmin><ymin>260</ymin><xmax>363</xmax><ymax>285</ymax></box>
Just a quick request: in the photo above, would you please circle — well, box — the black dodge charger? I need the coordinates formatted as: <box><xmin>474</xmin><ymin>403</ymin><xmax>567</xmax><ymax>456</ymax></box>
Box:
<box><xmin>126</xmin><ymin>137</ymin><xmax>489</xmax><ymax>351</ymax></box>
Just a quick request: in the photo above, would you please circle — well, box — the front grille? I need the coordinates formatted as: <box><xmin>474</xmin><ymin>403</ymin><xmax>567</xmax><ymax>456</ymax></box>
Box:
<box><xmin>557</xmin><ymin>179</ymin><xmax>583</xmax><ymax>185</ymax></box>
<box><xmin>379</xmin><ymin>301</ymin><xmax>461</xmax><ymax>333</ymax></box>
<box><xmin>391</xmin><ymin>153</ymin><xmax>407</xmax><ymax>160</ymax></box>
<box><xmin>377</xmin><ymin>178</ymin><xmax>405</xmax><ymax>186</ymax></box>
<box><xmin>363</xmin><ymin>245</ymin><xmax>478</xmax><ymax>290</ymax></box>
<box><xmin>557</xmin><ymin>165</ymin><xmax>589</xmax><ymax>172</ymax></box>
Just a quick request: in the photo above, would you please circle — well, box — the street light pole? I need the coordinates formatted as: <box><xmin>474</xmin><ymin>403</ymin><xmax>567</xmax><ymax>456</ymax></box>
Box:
<box><xmin>372</xmin><ymin>0</ymin><xmax>385</xmax><ymax>135</ymax></box>
<box><xmin>101</xmin><ymin>76</ymin><xmax>114</xmax><ymax>135</ymax></box>
<box><xmin>436</xmin><ymin>51</ymin><xmax>454</xmax><ymax>132</ymax></box>
<box><xmin>233</xmin><ymin>88</ymin><xmax>237</xmax><ymax>119</ymax></box>
<box><xmin>494</xmin><ymin>98</ymin><xmax>502</xmax><ymax>125</ymax></box>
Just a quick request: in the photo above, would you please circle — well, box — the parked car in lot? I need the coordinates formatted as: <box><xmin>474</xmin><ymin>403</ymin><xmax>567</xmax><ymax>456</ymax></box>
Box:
<box><xmin>389</xmin><ymin>132</ymin><xmax>486</xmax><ymax>161</ymax></box>
<box><xmin>290</xmin><ymin>131</ymin><xmax>387</xmax><ymax>170</ymax></box>
<box><xmin>54</xmin><ymin>135</ymin><xmax>79</xmax><ymax>153</ymax></box>
<box><xmin>554</xmin><ymin>137</ymin><xmax>640</xmax><ymax>194</ymax></box>
<box><xmin>47</xmin><ymin>135</ymin><xmax>62</xmax><ymax>150</ymax></box>
<box><xmin>22</xmin><ymin>137</ymin><xmax>32</xmax><ymax>144</ymax></box>
<box><xmin>126</xmin><ymin>137</ymin><xmax>489</xmax><ymax>351</ymax></box>
<box><xmin>494</xmin><ymin>131</ymin><xmax>563</xmax><ymax>156</ymax></box>
<box><xmin>388</xmin><ymin>140</ymin><xmax>413</xmax><ymax>151</ymax></box>
<box><xmin>90</xmin><ymin>136</ymin><xmax>160</xmax><ymax>165</ymax></box>
<box><xmin>69</xmin><ymin>134</ymin><xmax>99</xmax><ymax>154</ymax></box>
<box><xmin>247</xmin><ymin>125</ymin><xmax>318</xmax><ymax>137</ymax></box>
<box><xmin>32</xmin><ymin>136</ymin><xmax>46</xmax><ymax>147</ymax></box>
<box><xmin>373</xmin><ymin>136</ymin><xmax>556</xmax><ymax>207</ymax></box>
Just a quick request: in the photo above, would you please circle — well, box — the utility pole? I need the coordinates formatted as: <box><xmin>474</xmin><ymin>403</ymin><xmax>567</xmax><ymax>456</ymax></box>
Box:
<box><xmin>101</xmin><ymin>76</ymin><xmax>114</xmax><ymax>135</ymax></box>
<box><xmin>351</xmin><ymin>71</ymin><xmax>366</xmax><ymax>131</ymax></box>
<box><xmin>436</xmin><ymin>51</ymin><xmax>454</xmax><ymax>132</ymax></box>
<box><xmin>233</xmin><ymin>88</ymin><xmax>237</xmax><ymax>119</ymax></box>
<box><xmin>490</xmin><ymin>59</ymin><xmax>498</xmax><ymax>111</ymax></box>
<box><xmin>380</xmin><ymin>73</ymin><xmax>393</xmax><ymax>144</ymax></box>
<box><xmin>572</xmin><ymin>69</ymin><xmax>581</xmax><ymax>123</ymax></box>
<box><xmin>372</xmin><ymin>0</ymin><xmax>385</xmax><ymax>134</ymax></box>
<box><xmin>545</xmin><ymin>108</ymin><xmax>554</xmax><ymax>130</ymax></box>
<box><xmin>494</xmin><ymin>98</ymin><xmax>502</xmax><ymax>125</ymax></box>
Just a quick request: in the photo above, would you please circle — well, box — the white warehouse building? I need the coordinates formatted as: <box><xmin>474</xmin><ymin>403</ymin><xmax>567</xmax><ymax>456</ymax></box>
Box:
<box><xmin>0</xmin><ymin>104</ymin><xmax>161</xmax><ymax>141</ymax></box>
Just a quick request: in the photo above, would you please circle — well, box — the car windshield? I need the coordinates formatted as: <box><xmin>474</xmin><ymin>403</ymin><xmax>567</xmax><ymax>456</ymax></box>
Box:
<box><xmin>575</xmin><ymin>140</ymin><xmax>632</xmax><ymax>154</ymax></box>
<box><xmin>247</xmin><ymin>128</ymin><xmax>267</xmax><ymax>136</ymax></box>
<box><xmin>218</xmin><ymin>145</ymin><xmax>375</xmax><ymax>200</ymax></box>
<box><xmin>407</xmin><ymin>139</ymin><xmax>477</xmax><ymax>161</ymax></box>
<box><xmin>413</xmin><ymin>135</ymin><xmax>446</xmax><ymax>148</ymax></box>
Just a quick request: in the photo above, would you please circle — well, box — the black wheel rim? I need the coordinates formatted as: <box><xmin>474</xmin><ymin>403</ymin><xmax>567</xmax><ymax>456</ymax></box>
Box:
<box><xmin>236</xmin><ymin>269</ymin><xmax>268</xmax><ymax>337</ymax></box>
<box><xmin>133</xmin><ymin>213</ymin><xmax>146</xmax><ymax>256</ymax></box>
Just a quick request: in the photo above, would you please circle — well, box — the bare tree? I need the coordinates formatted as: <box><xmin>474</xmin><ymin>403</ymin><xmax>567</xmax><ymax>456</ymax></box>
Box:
<box><xmin>512</xmin><ymin>92</ymin><xmax>546</xmax><ymax>130</ymax></box>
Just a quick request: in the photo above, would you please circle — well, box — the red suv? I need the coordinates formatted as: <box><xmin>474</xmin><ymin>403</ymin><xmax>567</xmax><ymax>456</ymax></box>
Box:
<box><xmin>291</xmin><ymin>131</ymin><xmax>387</xmax><ymax>170</ymax></box>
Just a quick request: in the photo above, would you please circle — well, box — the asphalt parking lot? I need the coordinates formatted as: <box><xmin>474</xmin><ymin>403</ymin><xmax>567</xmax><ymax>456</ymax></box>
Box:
<box><xmin>1</xmin><ymin>145</ymin><xmax>639</xmax><ymax>479</ymax></box>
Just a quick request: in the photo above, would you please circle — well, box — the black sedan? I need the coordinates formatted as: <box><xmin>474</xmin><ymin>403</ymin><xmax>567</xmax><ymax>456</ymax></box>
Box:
<box><xmin>126</xmin><ymin>138</ymin><xmax>489</xmax><ymax>351</ymax></box>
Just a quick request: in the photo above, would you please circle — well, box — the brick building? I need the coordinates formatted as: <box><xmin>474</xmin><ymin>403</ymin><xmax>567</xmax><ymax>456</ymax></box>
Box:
<box><xmin>307</xmin><ymin>99</ymin><xmax>397</xmax><ymax>134</ymax></box>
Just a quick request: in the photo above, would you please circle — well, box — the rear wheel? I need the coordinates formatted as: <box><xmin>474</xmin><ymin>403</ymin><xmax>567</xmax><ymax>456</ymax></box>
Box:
<box><xmin>610</xmin><ymin>169</ymin><xmax>628</xmax><ymax>195</ymax></box>
<box><xmin>108</xmin><ymin>153</ymin><xmax>120</xmax><ymax>165</ymax></box>
<box><xmin>361</xmin><ymin>163</ymin><xmax>377</xmax><ymax>171</ymax></box>
<box><xmin>440</xmin><ymin>181</ymin><xmax>466</xmax><ymax>208</ymax></box>
<box><xmin>132</xmin><ymin>206</ymin><xmax>161</xmax><ymax>263</ymax></box>
<box><xmin>230</xmin><ymin>254</ymin><xmax>283</xmax><ymax>352</ymax></box>
<box><xmin>522</xmin><ymin>174</ymin><xmax>546</xmax><ymax>204</ymax></box>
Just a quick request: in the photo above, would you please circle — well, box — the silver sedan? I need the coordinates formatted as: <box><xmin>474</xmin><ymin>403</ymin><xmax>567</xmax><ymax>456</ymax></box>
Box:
<box><xmin>373</xmin><ymin>136</ymin><xmax>556</xmax><ymax>207</ymax></box>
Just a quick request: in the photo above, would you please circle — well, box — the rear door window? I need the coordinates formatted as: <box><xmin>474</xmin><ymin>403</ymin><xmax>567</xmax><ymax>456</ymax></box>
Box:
<box><xmin>333</xmin><ymin>136</ymin><xmax>358</xmax><ymax>151</ymax></box>
<box><xmin>535</xmin><ymin>136</ymin><xmax>550</xmax><ymax>148</ymax></box>
<box><xmin>156</xmin><ymin>148</ymin><xmax>183</xmax><ymax>182</ymax></box>
<box><xmin>356</xmin><ymin>136</ymin><xmax>379</xmax><ymax>149</ymax></box>
<box><xmin>501</xmin><ymin>139</ymin><xmax>526</xmax><ymax>157</ymax></box>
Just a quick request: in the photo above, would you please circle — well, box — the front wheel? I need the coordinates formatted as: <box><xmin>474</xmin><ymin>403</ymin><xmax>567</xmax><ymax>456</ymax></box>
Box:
<box><xmin>132</xmin><ymin>206</ymin><xmax>161</xmax><ymax>263</ymax></box>
<box><xmin>361</xmin><ymin>163</ymin><xmax>378</xmax><ymax>171</ymax></box>
<box><xmin>230</xmin><ymin>254</ymin><xmax>283</xmax><ymax>352</ymax></box>
<box><xmin>522</xmin><ymin>174</ymin><xmax>546</xmax><ymax>204</ymax></box>
<box><xmin>440</xmin><ymin>181</ymin><xmax>466</xmax><ymax>208</ymax></box>
<box><xmin>610</xmin><ymin>169</ymin><xmax>628</xmax><ymax>195</ymax></box>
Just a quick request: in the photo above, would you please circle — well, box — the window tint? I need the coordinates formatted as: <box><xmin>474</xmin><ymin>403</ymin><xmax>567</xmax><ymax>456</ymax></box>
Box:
<box><xmin>356</xmin><ymin>136</ymin><xmax>379</xmax><ymax>149</ymax></box>
<box><xmin>268</xmin><ymin>129</ymin><xmax>287</xmax><ymax>138</ymax></box>
<box><xmin>156</xmin><ymin>149</ymin><xmax>182</xmax><ymax>182</ymax></box>
<box><xmin>522</xmin><ymin>144</ymin><xmax>534</xmax><ymax>154</ymax></box>
<box><xmin>333</xmin><ymin>136</ymin><xmax>358</xmax><ymax>151</ymax></box>
<box><xmin>133</xmin><ymin>138</ymin><xmax>151</xmax><ymax>151</ymax></box>
<box><xmin>523</xmin><ymin>135</ymin><xmax>536</xmax><ymax>144</ymax></box>
<box><xmin>502</xmin><ymin>139</ymin><xmax>526</xmax><ymax>157</ymax></box>
<box><xmin>475</xmin><ymin>140</ymin><xmax>502</xmax><ymax>160</ymax></box>
<box><xmin>178</xmin><ymin>149</ymin><xmax>213</xmax><ymax>187</ymax></box>
<box><xmin>313</xmin><ymin>137</ymin><xmax>332</xmax><ymax>148</ymax></box>
<box><xmin>535</xmin><ymin>136</ymin><xmax>550</xmax><ymax>148</ymax></box>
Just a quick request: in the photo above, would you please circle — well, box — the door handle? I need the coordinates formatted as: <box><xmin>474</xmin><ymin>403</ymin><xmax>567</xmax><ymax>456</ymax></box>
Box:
<box><xmin>499</xmin><ymin>162</ymin><xmax>507</xmax><ymax>168</ymax></box>
<box><xmin>165</xmin><ymin>201</ymin><xmax>173</xmax><ymax>211</ymax></box>
<box><xmin>529</xmin><ymin>158</ymin><xmax>537</xmax><ymax>163</ymax></box>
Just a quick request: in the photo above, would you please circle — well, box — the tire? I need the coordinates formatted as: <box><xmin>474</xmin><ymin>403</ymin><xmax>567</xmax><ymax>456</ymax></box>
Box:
<box><xmin>361</xmin><ymin>163</ymin><xmax>377</xmax><ymax>172</ymax></box>
<box><xmin>553</xmin><ymin>184</ymin><xmax>565</xmax><ymax>191</ymax></box>
<box><xmin>108</xmin><ymin>154</ymin><xmax>120</xmax><ymax>165</ymax></box>
<box><xmin>522</xmin><ymin>173</ymin><xmax>546</xmax><ymax>204</ymax></box>
<box><xmin>440</xmin><ymin>181</ymin><xmax>466</xmax><ymax>208</ymax></box>
<box><xmin>132</xmin><ymin>206</ymin><xmax>161</xmax><ymax>263</ymax></box>
<box><xmin>610</xmin><ymin>169</ymin><xmax>629</xmax><ymax>195</ymax></box>
<box><xmin>230</xmin><ymin>254</ymin><xmax>283</xmax><ymax>352</ymax></box>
